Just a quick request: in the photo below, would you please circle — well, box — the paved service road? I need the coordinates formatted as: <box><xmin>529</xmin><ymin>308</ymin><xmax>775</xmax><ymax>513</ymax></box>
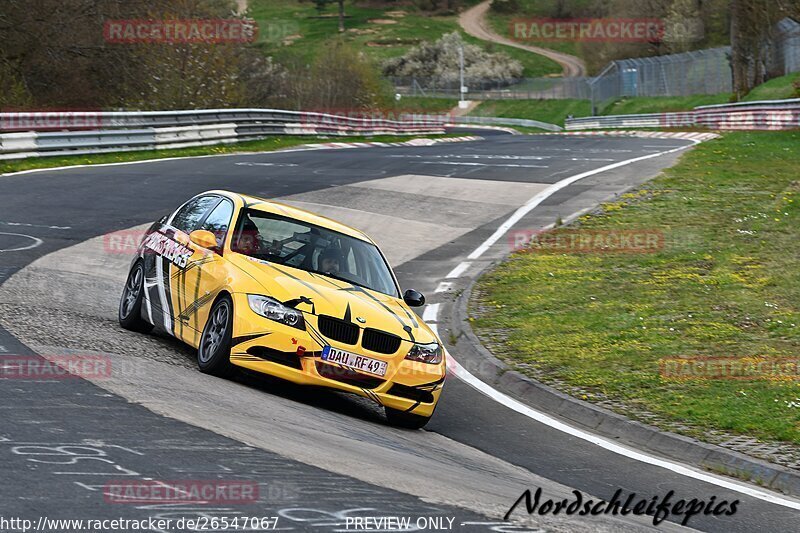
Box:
<box><xmin>1</xmin><ymin>134</ymin><xmax>798</xmax><ymax>532</ymax></box>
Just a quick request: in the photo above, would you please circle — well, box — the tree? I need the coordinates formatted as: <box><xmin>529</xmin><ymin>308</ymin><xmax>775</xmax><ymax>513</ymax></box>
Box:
<box><xmin>729</xmin><ymin>0</ymin><xmax>797</xmax><ymax>99</ymax></box>
<box><xmin>0</xmin><ymin>0</ymin><xmax>281</xmax><ymax>109</ymax></box>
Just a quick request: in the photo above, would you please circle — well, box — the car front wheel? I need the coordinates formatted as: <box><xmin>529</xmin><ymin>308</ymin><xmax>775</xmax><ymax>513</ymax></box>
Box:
<box><xmin>197</xmin><ymin>295</ymin><xmax>236</xmax><ymax>378</ymax></box>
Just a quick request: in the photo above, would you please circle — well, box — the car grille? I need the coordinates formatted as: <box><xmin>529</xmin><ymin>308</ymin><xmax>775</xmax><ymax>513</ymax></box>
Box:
<box><xmin>362</xmin><ymin>328</ymin><xmax>402</xmax><ymax>354</ymax></box>
<box><xmin>317</xmin><ymin>315</ymin><xmax>359</xmax><ymax>345</ymax></box>
<box><xmin>315</xmin><ymin>362</ymin><xmax>384</xmax><ymax>389</ymax></box>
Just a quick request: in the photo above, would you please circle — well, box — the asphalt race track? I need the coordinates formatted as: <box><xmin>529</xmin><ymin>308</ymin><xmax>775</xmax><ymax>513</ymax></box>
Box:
<box><xmin>1</xmin><ymin>133</ymin><xmax>798</xmax><ymax>532</ymax></box>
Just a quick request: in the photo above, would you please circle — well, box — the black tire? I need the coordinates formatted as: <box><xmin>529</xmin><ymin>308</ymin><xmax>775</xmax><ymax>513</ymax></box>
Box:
<box><xmin>197</xmin><ymin>295</ymin><xmax>236</xmax><ymax>378</ymax></box>
<box><xmin>119</xmin><ymin>261</ymin><xmax>153</xmax><ymax>333</ymax></box>
<box><xmin>385</xmin><ymin>406</ymin><xmax>432</xmax><ymax>430</ymax></box>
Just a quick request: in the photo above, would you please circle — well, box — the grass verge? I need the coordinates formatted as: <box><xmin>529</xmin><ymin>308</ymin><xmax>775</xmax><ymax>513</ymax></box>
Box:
<box><xmin>0</xmin><ymin>134</ymin><xmax>456</xmax><ymax>175</ymax></box>
<box><xmin>744</xmin><ymin>72</ymin><xmax>800</xmax><ymax>101</ymax></box>
<box><xmin>470</xmin><ymin>99</ymin><xmax>591</xmax><ymax>125</ymax></box>
<box><xmin>466</xmin><ymin>73</ymin><xmax>800</xmax><ymax>125</ymax></box>
<box><xmin>602</xmin><ymin>94</ymin><xmax>733</xmax><ymax>115</ymax></box>
<box><xmin>471</xmin><ymin>131</ymin><xmax>800</xmax><ymax>443</ymax></box>
<box><xmin>467</xmin><ymin>95</ymin><xmax>733</xmax><ymax>126</ymax></box>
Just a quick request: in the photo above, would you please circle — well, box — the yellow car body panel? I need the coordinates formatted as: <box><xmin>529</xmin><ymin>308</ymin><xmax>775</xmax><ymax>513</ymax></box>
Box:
<box><xmin>129</xmin><ymin>190</ymin><xmax>446</xmax><ymax>419</ymax></box>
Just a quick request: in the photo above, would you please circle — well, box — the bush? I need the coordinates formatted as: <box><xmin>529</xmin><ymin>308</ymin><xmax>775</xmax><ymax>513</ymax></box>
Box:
<box><xmin>270</xmin><ymin>41</ymin><xmax>392</xmax><ymax>111</ymax></box>
<box><xmin>382</xmin><ymin>32</ymin><xmax>523</xmax><ymax>86</ymax></box>
<box><xmin>490</xmin><ymin>0</ymin><xmax>521</xmax><ymax>15</ymax></box>
<box><xmin>0</xmin><ymin>60</ymin><xmax>32</xmax><ymax>109</ymax></box>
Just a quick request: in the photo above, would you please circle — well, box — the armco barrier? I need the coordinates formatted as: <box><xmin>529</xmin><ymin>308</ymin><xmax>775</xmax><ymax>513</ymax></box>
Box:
<box><xmin>0</xmin><ymin>108</ymin><xmax>450</xmax><ymax>160</ymax></box>
<box><xmin>453</xmin><ymin>115</ymin><xmax>562</xmax><ymax>132</ymax></box>
<box><xmin>565</xmin><ymin>98</ymin><xmax>800</xmax><ymax>131</ymax></box>
<box><xmin>694</xmin><ymin>99</ymin><xmax>800</xmax><ymax>130</ymax></box>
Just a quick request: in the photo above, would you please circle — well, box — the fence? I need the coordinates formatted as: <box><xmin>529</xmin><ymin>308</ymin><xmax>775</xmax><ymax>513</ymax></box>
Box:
<box><xmin>391</xmin><ymin>47</ymin><xmax>732</xmax><ymax>106</ymax></box>
<box><xmin>774</xmin><ymin>18</ymin><xmax>800</xmax><ymax>76</ymax></box>
<box><xmin>391</xmin><ymin>76</ymin><xmax>592</xmax><ymax>100</ymax></box>
<box><xmin>565</xmin><ymin>98</ymin><xmax>800</xmax><ymax>131</ymax></box>
<box><xmin>0</xmin><ymin>109</ymin><xmax>449</xmax><ymax>160</ymax></box>
<box><xmin>391</xmin><ymin>17</ymin><xmax>800</xmax><ymax>113</ymax></box>
<box><xmin>588</xmin><ymin>47</ymin><xmax>732</xmax><ymax>113</ymax></box>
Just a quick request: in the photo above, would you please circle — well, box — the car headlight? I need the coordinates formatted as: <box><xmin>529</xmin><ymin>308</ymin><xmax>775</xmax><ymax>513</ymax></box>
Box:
<box><xmin>405</xmin><ymin>342</ymin><xmax>443</xmax><ymax>364</ymax></box>
<box><xmin>247</xmin><ymin>295</ymin><xmax>305</xmax><ymax>330</ymax></box>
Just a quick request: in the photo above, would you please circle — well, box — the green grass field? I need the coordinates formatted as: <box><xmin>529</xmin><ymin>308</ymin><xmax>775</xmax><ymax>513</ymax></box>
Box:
<box><xmin>471</xmin><ymin>131</ymin><xmax>800</xmax><ymax>443</ymax></box>
<box><xmin>470</xmin><ymin>98</ymin><xmax>591</xmax><ymax>125</ymax></box>
<box><xmin>465</xmin><ymin>95</ymin><xmax>730</xmax><ymax>126</ymax></box>
<box><xmin>744</xmin><ymin>72</ymin><xmax>800</xmax><ymax>101</ymax></box>
<box><xmin>249</xmin><ymin>0</ymin><xmax>561</xmax><ymax>77</ymax></box>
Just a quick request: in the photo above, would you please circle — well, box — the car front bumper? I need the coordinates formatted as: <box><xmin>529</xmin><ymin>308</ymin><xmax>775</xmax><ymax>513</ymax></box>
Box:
<box><xmin>229</xmin><ymin>294</ymin><xmax>446</xmax><ymax>417</ymax></box>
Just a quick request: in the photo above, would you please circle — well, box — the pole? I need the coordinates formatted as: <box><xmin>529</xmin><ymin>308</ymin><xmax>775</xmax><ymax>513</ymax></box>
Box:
<box><xmin>459</xmin><ymin>43</ymin><xmax>467</xmax><ymax>108</ymax></box>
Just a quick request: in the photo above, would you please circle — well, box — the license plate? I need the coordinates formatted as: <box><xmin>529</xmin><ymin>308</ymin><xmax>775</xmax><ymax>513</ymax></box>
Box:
<box><xmin>321</xmin><ymin>346</ymin><xmax>388</xmax><ymax>377</ymax></box>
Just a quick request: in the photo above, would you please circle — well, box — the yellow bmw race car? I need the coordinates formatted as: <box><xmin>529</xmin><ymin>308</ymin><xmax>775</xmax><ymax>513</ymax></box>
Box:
<box><xmin>119</xmin><ymin>190</ymin><xmax>446</xmax><ymax>428</ymax></box>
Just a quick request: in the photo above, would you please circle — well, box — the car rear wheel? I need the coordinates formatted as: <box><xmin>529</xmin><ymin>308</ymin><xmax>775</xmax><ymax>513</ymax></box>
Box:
<box><xmin>197</xmin><ymin>295</ymin><xmax>235</xmax><ymax>378</ymax></box>
<box><xmin>119</xmin><ymin>262</ymin><xmax>153</xmax><ymax>333</ymax></box>
<box><xmin>385</xmin><ymin>407</ymin><xmax>432</xmax><ymax>429</ymax></box>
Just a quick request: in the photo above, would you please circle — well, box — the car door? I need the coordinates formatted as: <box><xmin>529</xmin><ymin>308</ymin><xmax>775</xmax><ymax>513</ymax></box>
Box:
<box><xmin>141</xmin><ymin>194</ymin><xmax>219</xmax><ymax>338</ymax></box>
<box><xmin>173</xmin><ymin>197</ymin><xmax>235</xmax><ymax>347</ymax></box>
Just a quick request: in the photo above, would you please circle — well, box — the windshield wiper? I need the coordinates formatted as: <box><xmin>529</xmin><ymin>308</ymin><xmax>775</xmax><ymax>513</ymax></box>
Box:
<box><xmin>307</xmin><ymin>269</ymin><xmax>369</xmax><ymax>291</ymax></box>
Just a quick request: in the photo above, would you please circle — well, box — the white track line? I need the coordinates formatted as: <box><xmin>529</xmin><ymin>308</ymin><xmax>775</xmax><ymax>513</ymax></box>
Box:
<box><xmin>422</xmin><ymin>304</ymin><xmax>440</xmax><ymax>323</ymax></box>
<box><xmin>450</xmin><ymin>357</ymin><xmax>800</xmax><ymax>510</ymax></box>
<box><xmin>467</xmin><ymin>141</ymin><xmax>699</xmax><ymax>260</ymax></box>
<box><xmin>445</xmin><ymin>262</ymin><xmax>472</xmax><ymax>279</ymax></box>
<box><xmin>434</xmin><ymin>282</ymin><xmax>453</xmax><ymax>293</ymax></box>
<box><xmin>445</xmin><ymin>136</ymin><xmax>800</xmax><ymax>509</ymax></box>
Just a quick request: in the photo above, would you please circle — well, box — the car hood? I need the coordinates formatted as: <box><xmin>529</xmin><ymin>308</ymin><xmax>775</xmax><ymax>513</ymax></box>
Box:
<box><xmin>228</xmin><ymin>254</ymin><xmax>437</xmax><ymax>344</ymax></box>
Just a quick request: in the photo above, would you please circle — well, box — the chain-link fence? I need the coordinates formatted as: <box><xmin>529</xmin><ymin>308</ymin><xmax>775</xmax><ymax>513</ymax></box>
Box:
<box><xmin>390</xmin><ymin>18</ymin><xmax>800</xmax><ymax>114</ymax></box>
<box><xmin>774</xmin><ymin>18</ymin><xmax>800</xmax><ymax>76</ymax></box>
<box><xmin>389</xmin><ymin>76</ymin><xmax>591</xmax><ymax>100</ymax></box>
<box><xmin>589</xmin><ymin>47</ymin><xmax>732</xmax><ymax>113</ymax></box>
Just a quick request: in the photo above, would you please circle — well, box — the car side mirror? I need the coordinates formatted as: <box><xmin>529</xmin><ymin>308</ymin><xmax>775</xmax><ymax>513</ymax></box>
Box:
<box><xmin>189</xmin><ymin>229</ymin><xmax>218</xmax><ymax>250</ymax></box>
<box><xmin>403</xmin><ymin>289</ymin><xmax>425</xmax><ymax>307</ymax></box>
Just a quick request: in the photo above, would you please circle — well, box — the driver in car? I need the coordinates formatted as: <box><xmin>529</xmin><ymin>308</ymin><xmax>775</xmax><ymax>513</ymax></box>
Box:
<box><xmin>318</xmin><ymin>248</ymin><xmax>343</xmax><ymax>274</ymax></box>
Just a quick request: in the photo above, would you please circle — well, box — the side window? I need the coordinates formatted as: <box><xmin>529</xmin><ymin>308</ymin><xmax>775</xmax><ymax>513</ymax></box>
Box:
<box><xmin>171</xmin><ymin>196</ymin><xmax>219</xmax><ymax>234</ymax></box>
<box><xmin>200</xmin><ymin>199</ymin><xmax>234</xmax><ymax>248</ymax></box>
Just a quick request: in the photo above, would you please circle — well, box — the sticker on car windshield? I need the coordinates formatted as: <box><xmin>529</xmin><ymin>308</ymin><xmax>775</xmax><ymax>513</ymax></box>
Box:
<box><xmin>321</xmin><ymin>346</ymin><xmax>388</xmax><ymax>377</ymax></box>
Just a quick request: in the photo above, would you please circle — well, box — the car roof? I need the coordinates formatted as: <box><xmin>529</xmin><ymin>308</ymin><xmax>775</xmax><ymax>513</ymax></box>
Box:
<box><xmin>213</xmin><ymin>190</ymin><xmax>375</xmax><ymax>244</ymax></box>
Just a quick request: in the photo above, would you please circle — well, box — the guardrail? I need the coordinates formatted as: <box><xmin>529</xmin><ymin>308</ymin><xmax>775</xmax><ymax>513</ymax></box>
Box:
<box><xmin>452</xmin><ymin>116</ymin><xmax>562</xmax><ymax>132</ymax></box>
<box><xmin>565</xmin><ymin>99</ymin><xmax>800</xmax><ymax>131</ymax></box>
<box><xmin>0</xmin><ymin>109</ymin><xmax>450</xmax><ymax>160</ymax></box>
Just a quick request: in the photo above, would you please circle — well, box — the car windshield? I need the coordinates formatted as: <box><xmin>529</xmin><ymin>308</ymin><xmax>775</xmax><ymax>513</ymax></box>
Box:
<box><xmin>230</xmin><ymin>208</ymin><xmax>399</xmax><ymax>297</ymax></box>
